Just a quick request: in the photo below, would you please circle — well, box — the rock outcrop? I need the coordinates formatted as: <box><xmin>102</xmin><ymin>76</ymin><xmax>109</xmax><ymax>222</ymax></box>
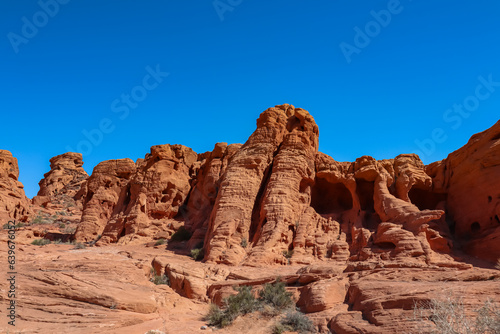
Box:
<box><xmin>32</xmin><ymin>152</ymin><xmax>88</xmax><ymax>209</ymax></box>
<box><xmin>0</xmin><ymin>150</ymin><xmax>31</xmax><ymax>222</ymax></box>
<box><xmin>75</xmin><ymin>145</ymin><xmax>198</xmax><ymax>243</ymax></box>
<box><xmin>74</xmin><ymin>158</ymin><xmax>137</xmax><ymax>242</ymax></box>
<box><xmin>426</xmin><ymin>120</ymin><xmax>500</xmax><ymax>262</ymax></box>
<box><xmin>199</xmin><ymin>105</ymin><xmax>452</xmax><ymax>266</ymax></box>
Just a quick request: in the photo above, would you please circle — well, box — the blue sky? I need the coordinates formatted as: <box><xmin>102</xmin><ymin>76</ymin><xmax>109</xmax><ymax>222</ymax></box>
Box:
<box><xmin>1</xmin><ymin>0</ymin><xmax>499</xmax><ymax>198</ymax></box>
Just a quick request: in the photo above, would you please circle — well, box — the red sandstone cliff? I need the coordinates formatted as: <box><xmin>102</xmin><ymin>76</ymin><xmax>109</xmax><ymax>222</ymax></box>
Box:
<box><xmin>0</xmin><ymin>150</ymin><xmax>31</xmax><ymax>223</ymax></box>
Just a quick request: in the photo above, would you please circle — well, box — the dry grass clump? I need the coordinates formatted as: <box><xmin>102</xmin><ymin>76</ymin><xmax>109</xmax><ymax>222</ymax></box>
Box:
<box><xmin>412</xmin><ymin>295</ymin><xmax>500</xmax><ymax>334</ymax></box>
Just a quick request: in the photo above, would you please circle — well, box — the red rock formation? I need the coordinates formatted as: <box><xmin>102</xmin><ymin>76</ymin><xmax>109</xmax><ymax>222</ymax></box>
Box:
<box><xmin>32</xmin><ymin>152</ymin><xmax>88</xmax><ymax>209</ymax></box>
<box><xmin>75</xmin><ymin>145</ymin><xmax>198</xmax><ymax>243</ymax></box>
<box><xmin>183</xmin><ymin>142</ymin><xmax>242</xmax><ymax>249</ymax></box>
<box><xmin>74</xmin><ymin>158</ymin><xmax>137</xmax><ymax>242</ymax></box>
<box><xmin>200</xmin><ymin>105</ymin><xmax>455</xmax><ymax>267</ymax></box>
<box><xmin>427</xmin><ymin>120</ymin><xmax>500</xmax><ymax>262</ymax></box>
<box><xmin>0</xmin><ymin>150</ymin><xmax>31</xmax><ymax>222</ymax></box>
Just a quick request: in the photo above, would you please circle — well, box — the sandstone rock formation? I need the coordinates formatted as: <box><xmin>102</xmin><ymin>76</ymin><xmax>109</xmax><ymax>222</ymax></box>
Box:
<box><xmin>32</xmin><ymin>152</ymin><xmax>88</xmax><ymax>209</ymax></box>
<box><xmin>426</xmin><ymin>120</ymin><xmax>500</xmax><ymax>262</ymax></box>
<box><xmin>0</xmin><ymin>149</ymin><xmax>31</xmax><ymax>222</ymax></box>
<box><xmin>183</xmin><ymin>142</ymin><xmax>242</xmax><ymax>249</ymax></box>
<box><xmin>75</xmin><ymin>145</ymin><xmax>198</xmax><ymax>243</ymax></box>
<box><xmin>74</xmin><ymin>158</ymin><xmax>137</xmax><ymax>242</ymax></box>
<box><xmin>198</xmin><ymin>105</ymin><xmax>454</xmax><ymax>267</ymax></box>
<box><xmin>45</xmin><ymin>106</ymin><xmax>500</xmax><ymax>268</ymax></box>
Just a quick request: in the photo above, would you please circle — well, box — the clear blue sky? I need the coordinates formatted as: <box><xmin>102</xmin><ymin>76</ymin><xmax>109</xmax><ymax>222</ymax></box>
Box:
<box><xmin>1</xmin><ymin>0</ymin><xmax>499</xmax><ymax>198</ymax></box>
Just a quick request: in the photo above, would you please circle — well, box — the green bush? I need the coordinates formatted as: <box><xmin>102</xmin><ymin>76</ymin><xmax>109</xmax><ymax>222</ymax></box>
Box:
<box><xmin>205</xmin><ymin>278</ymin><xmax>297</xmax><ymax>329</ymax></box>
<box><xmin>259</xmin><ymin>278</ymin><xmax>294</xmax><ymax>311</ymax></box>
<box><xmin>282</xmin><ymin>249</ymin><xmax>294</xmax><ymax>259</ymax></box>
<box><xmin>31</xmin><ymin>238</ymin><xmax>51</xmax><ymax>246</ymax></box>
<box><xmin>155</xmin><ymin>238</ymin><xmax>166</xmax><ymax>246</ymax></box>
<box><xmin>206</xmin><ymin>285</ymin><xmax>260</xmax><ymax>328</ymax></box>
<box><xmin>150</xmin><ymin>268</ymin><xmax>170</xmax><ymax>286</ymax></box>
<box><xmin>59</xmin><ymin>223</ymin><xmax>66</xmax><ymax>229</ymax></box>
<box><xmin>206</xmin><ymin>303</ymin><xmax>226</xmax><ymax>327</ymax></box>
<box><xmin>2</xmin><ymin>222</ymin><xmax>25</xmax><ymax>229</ymax></box>
<box><xmin>190</xmin><ymin>248</ymin><xmax>204</xmax><ymax>261</ymax></box>
<box><xmin>272</xmin><ymin>311</ymin><xmax>315</xmax><ymax>334</ymax></box>
<box><xmin>170</xmin><ymin>226</ymin><xmax>192</xmax><ymax>242</ymax></box>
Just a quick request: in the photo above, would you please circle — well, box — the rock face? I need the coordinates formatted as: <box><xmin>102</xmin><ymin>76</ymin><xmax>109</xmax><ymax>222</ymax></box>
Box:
<box><xmin>0</xmin><ymin>150</ymin><xmax>31</xmax><ymax>222</ymax></box>
<box><xmin>51</xmin><ymin>106</ymin><xmax>500</xmax><ymax>267</ymax></box>
<box><xmin>75</xmin><ymin>145</ymin><xmax>198</xmax><ymax>243</ymax></box>
<box><xmin>74</xmin><ymin>158</ymin><xmax>137</xmax><ymax>242</ymax></box>
<box><xmin>426</xmin><ymin>120</ymin><xmax>500</xmax><ymax>262</ymax></box>
<box><xmin>32</xmin><ymin>152</ymin><xmax>88</xmax><ymax>209</ymax></box>
<box><xmin>199</xmin><ymin>105</ymin><xmax>451</xmax><ymax>267</ymax></box>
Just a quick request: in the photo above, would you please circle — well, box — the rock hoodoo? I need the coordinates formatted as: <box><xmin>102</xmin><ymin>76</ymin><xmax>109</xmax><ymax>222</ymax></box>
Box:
<box><xmin>32</xmin><ymin>152</ymin><xmax>88</xmax><ymax>209</ymax></box>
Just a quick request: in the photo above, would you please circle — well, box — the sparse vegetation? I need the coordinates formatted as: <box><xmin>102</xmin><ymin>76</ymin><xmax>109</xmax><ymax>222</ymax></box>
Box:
<box><xmin>31</xmin><ymin>211</ymin><xmax>55</xmax><ymax>225</ymax></box>
<box><xmin>170</xmin><ymin>226</ymin><xmax>192</xmax><ymax>242</ymax></box>
<box><xmin>495</xmin><ymin>259</ymin><xmax>500</xmax><ymax>270</ymax></box>
<box><xmin>272</xmin><ymin>311</ymin><xmax>315</xmax><ymax>334</ymax></box>
<box><xmin>73</xmin><ymin>242</ymin><xmax>86</xmax><ymax>249</ymax></box>
<box><xmin>259</xmin><ymin>278</ymin><xmax>294</xmax><ymax>311</ymax></box>
<box><xmin>64</xmin><ymin>226</ymin><xmax>76</xmax><ymax>234</ymax></box>
<box><xmin>190</xmin><ymin>248</ymin><xmax>204</xmax><ymax>261</ymax></box>
<box><xmin>155</xmin><ymin>238</ymin><xmax>166</xmax><ymax>246</ymax></box>
<box><xmin>31</xmin><ymin>238</ymin><xmax>51</xmax><ymax>246</ymax></box>
<box><xmin>2</xmin><ymin>222</ymin><xmax>25</xmax><ymax>229</ymax></box>
<box><xmin>241</xmin><ymin>237</ymin><xmax>248</xmax><ymax>248</ymax></box>
<box><xmin>150</xmin><ymin>268</ymin><xmax>170</xmax><ymax>286</ymax></box>
<box><xmin>283</xmin><ymin>249</ymin><xmax>294</xmax><ymax>259</ymax></box>
<box><xmin>59</xmin><ymin>222</ymin><xmax>66</xmax><ymax>229</ymax></box>
<box><xmin>412</xmin><ymin>295</ymin><xmax>500</xmax><ymax>334</ymax></box>
<box><xmin>206</xmin><ymin>278</ymin><xmax>297</xmax><ymax>328</ymax></box>
<box><xmin>206</xmin><ymin>285</ymin><xmax>260</xmax><ymax>328</ymax></box>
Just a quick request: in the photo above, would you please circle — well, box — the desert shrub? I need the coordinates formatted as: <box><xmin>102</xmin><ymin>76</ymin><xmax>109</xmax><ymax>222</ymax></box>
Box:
<box><xmin>259</xmin><ymin>278</ymin><xmax>294</xmax><ymax>311</ymax></box>
<box><xmin>190</xmin><ymin>248</ymin><xmax>204</xmax><ymax>261</ymax></box>
<box><xmin>150</xmin><ymin>268</ymin><xmax>170</xmax><ymax>286</ymax></box>
<box><xmin>241</xmin><ymin>237</ymin><xmax>248</xmax><ymax>248</ymax></box>
<box><xmin>155</xmin><ymin>238</ymin><xmax>166</xmax><ymax>246</ymax></box>
<box><xmin>283</xmin><ymin>249</ymin><xmax>294</xmax><ymax>259</ymax></box>
<box><xmin>59</xmin><ymin>222</ymin><xmax>66</xmax><ymax>229</ymax></box>
<box><xmin>73</xmin><ymin>242</ymin><xmax>86</xmax><ymax>249</ymax></box>
<box><xmin>205</xmin><ymin>303</ymin><xmax>226</xmax><ymax>327</ymax></box>
<box><xmin>31</xmin><ymin>211</ymin><xmax>54</xmax><ymax>225</ymax></box>
<box><xmin>170</xmin><ymin>226</ymin><xmax>191</xmax><ymax>242</ymax></box>
<box><xmin>206</xmin><ymin>285</ymin><xmax>260</xmax><ymax>328</ymax></box>
<box><xmin>64</xmin><ymin>226</ymin><xmax>76</xmax><ymax>234</ymax></box>
<box><xmin>412</xmin><ymin>295</ymin><xmax>500</xmax><ymax>334</ymax></box>
<box><xmin>2</xmin><ymin>222</ymin><xmax>25</xmax><ymax>229</ymax></box>
<box><xmin>273</xmin><ymin>311</ymin><xmax>315</xmax><ymax>334</ymax></box>
<box><xmin>31</xmin><ymin>238</ymin><xmax>51</xmax><ymax>246</ymax></box>
<box><xmin>206</xmin><ymin>278</ymin><xmax>297</xmax><ymax>329</ymax></box>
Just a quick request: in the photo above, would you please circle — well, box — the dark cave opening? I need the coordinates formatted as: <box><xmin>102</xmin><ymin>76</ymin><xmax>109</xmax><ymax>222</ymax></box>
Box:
<box><xmin>408</xmin><ymin>187</ymin><xmax>447</xmax><ymax>210</ymax></box>
<box><xmin>310</xmin><ymin>177</ymin><xmax>353</xmax><ymax>214</ymax></box>
<box><xmin>471</xmin><ymin>222</ymin><xmax>481</xmax><ymax>233</ymax></box>
<box><xmin>355</xmin><ymin>180</ymin><xmax>374</xmax><ymax>211</ymax></box>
